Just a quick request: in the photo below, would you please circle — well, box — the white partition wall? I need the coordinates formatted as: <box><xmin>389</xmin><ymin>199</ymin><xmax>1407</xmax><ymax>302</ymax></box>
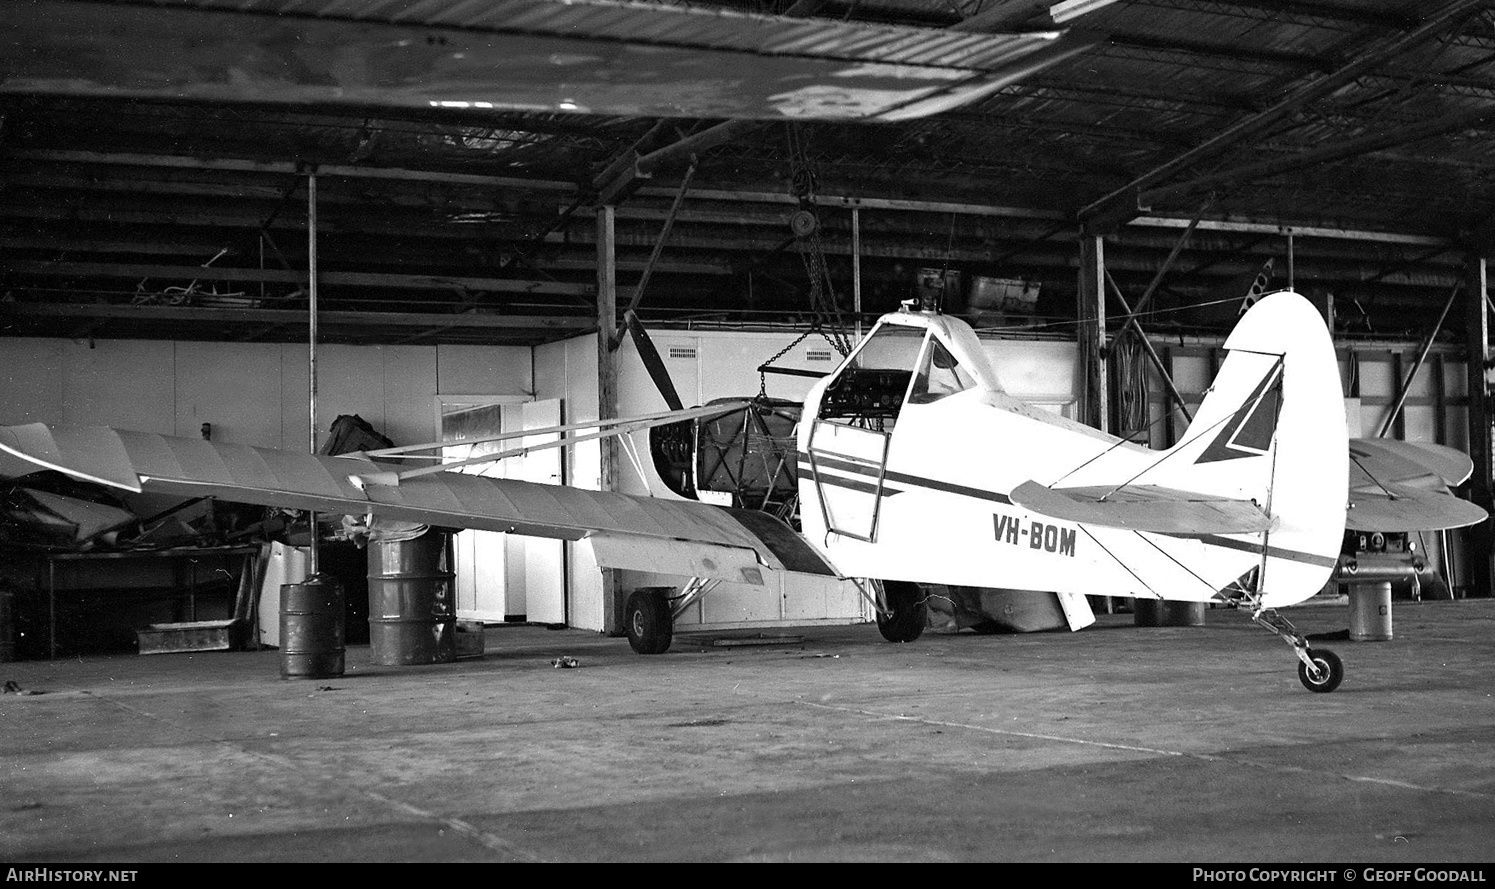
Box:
<box><xmin>0</xmin><ymin>337</ymin><xmax>533</xmax><ymax>448</ymax></box>
<box><xmin>534</xmin><ymin>334</ymin><xmax>604</xmax><ymax>631</ymax></box>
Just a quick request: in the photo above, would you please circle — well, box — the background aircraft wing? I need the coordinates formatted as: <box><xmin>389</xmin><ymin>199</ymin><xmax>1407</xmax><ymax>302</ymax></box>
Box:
<box><xmin>4</xmin><ymin>0</ymin><xmax>1096</xmax><ymax>123</ymax></box>
<box><xmin>1344</xmin><ymin>482</ymin><xmax>1488</xmax><ymax>532</ymax></box>
<box><xmin>1349</xmin><ymin>438</ymin><xmax>1473</xmax><ymax>488</ymax></box>
<box><xmin>1007</xmin><ymin>480</ymin><xmax>1274</xmax><ymax>536</ymax></box>
<box><xmin>0</xmin><ymin>423</ymin><xmax>838</xmax><ymax>584</ymax></box>
<box><xmin>1347</xmin><ymin>439</ymin><xmax>1486</xmax><ymax>532</ymax></box>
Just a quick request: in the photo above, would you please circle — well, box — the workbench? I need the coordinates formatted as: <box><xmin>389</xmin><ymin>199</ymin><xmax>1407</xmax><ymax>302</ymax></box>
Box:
<box><xmin>41</xmin><ymin>545</ymin><xmax>261</xmax><ymax>659</ymax></box>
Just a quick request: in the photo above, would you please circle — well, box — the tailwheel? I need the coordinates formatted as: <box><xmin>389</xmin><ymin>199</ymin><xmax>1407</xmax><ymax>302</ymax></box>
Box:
<box><xmin>625</xmin><ymin>587</ymin><xmax>674</xmax><ymax>655</ymax></box>
<box><xmin>1297</xmin><ymin>648</ymin><xmax>1344</xmax><ymax>694</ymax></box>
<box><xmin>1253</xmin><ymin>606</ymin><xmax>1346</xmax><ymax>694</ymax></box>
<box><xmin>876</xmin><ymin>580</ymin><xmax>927</xmax><ymax>643</ymax></box>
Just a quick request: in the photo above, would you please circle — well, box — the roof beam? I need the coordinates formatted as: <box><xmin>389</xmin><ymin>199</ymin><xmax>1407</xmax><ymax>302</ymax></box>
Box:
<box><xmin>592</xmin><ymin>119</ymin><xmax>760</xmax><ymax>206</ymax></box>
<box><xmin>1078</xmin><ymin>0</ymin><xmax>1491</xmax><ymax>233</ymax></box>
<box><xmin>3</xmin><ymin>149</ymin><xmax>576</xmax><ymax>190</ymax></box>
<box><xmin>1155</xmin><ymin>0</ymin><xmax>1418</xmax><ymax>30</ymax></box>
<box><xmin>9</xmin><ymin>260</ymin><xmax>601</xmax><ymax>297</ymax></box>
<box><xmin>1139</xmin><ymin>103</ymin><xmax>1495</xmax><ymax>209</ymax></box>
<box><xmin>0</xmin><ymin>302</ymin><xmax>594</xmax><ymax>333</ymax></box>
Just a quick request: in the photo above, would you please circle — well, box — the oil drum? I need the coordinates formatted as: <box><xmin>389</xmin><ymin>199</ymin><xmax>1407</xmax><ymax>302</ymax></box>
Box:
<box><xmin>367</xmin><ymin>531</ymin><xmax>455</xmax><ymax>666</ymax></box>
<box><xmin>280</xmin><ymin>575</ymin><xmax>345</xmax><ymax>679</ymax></box>
<box><xmin>1349</xmin><ymin>581</ymin><xmax>1393</xmax><ymax>641</ymax></box>
<box><xmin>1133</xmin><ymin>599</ymin><xmax>1205</xmax><ymax>627</ymax></box>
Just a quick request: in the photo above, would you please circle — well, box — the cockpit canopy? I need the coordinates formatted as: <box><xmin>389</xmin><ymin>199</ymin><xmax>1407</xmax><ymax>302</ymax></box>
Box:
<box><xmin>815</xmin><ymin>310</ymin><xmax>997</xmax><ymax>429</ymax></box>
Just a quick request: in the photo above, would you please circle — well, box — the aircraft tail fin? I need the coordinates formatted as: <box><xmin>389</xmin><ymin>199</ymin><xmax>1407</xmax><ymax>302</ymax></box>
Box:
<box><xmin>1155</xmin><ymin>290</ymin><xmax>1347</xmax><ymax>606</ymax></box>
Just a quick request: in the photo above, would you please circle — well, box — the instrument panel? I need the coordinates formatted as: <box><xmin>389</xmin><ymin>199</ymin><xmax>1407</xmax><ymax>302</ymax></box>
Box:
<box><xmin>820</xmin><ymin>369</ymin><xmax>912</xmax><ymax>419</ymax></box>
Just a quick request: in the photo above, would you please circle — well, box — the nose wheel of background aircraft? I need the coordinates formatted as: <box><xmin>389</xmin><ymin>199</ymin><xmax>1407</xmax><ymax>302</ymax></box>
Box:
<box><xmin>1296</xmin><ymin>647</ymin><xmax>1344</xmax><ymax>693</ymax></box>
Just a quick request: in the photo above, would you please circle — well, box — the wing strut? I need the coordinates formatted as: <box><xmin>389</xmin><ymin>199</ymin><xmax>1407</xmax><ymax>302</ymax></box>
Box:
<box><xmin>350</xmin><ymin>402</ymin><xmax>748</xmax><ymax>487</ymax></box>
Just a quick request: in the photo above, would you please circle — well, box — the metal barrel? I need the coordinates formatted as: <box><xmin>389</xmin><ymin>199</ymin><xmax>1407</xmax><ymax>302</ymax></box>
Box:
<box><xmin>1161</xmin><ymin>601</ymin><xmax>1206</xmax><ymax>626</ymax></box>
<box><xmin>1133</xmin><ymin>599</ymin><xmax>1205</xmax><ymax>627</ymax></box>
<box><xmin>1349</xmin><ymin>581</ymin><xmax>1394</xmax><ymax>641</ymax></box>
<box><xmin>1133</xmin><ymin>599</ymin><xmax>1163</xmax><ymax>627</ymax></box>
<box><xmin>0</xmin><ymin>585</ymin><xmax>15</xmax><ymax>662</ymax></box>
<box><xmin>367</xmin><ymin>531</ymin><xmax>455</xmax><ymax>666</ymax></box>
<box><xmin>280</xmin><ymin>575</ymin><xmax>346</xmax><ymax>679</ymax></box>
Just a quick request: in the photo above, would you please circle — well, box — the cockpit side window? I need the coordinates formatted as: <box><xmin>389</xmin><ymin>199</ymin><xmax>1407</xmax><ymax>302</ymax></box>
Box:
<box><xmin>909</xmin><ymin>338</ymin><xmax>976</xmax><ymax>404</ymax></box>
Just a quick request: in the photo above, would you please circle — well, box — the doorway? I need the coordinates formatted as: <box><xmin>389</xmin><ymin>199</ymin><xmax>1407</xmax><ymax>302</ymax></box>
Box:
<box><xmin>438</xmin><ymin>395</ymin><xmax>565</xmax><ymax>625</ymax></box>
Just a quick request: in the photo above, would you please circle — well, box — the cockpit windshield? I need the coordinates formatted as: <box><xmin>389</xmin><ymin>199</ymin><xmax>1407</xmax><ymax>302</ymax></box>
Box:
<box><xmin>847</xmin><ymin>325</ymin><xmax>925</xmax><ymax>371</ymax></box>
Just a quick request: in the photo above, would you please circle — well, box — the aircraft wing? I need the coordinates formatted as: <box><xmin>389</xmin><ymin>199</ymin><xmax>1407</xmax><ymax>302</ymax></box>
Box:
<box><xmin>2</xmin><ymin>0</ymin><xmax>1097</xmax><ymax>123</ymax></box>
<box><xmin>0</xmin><ymin>424</ymin><xmax>838</xmax><ymax>585</ymax></box>
<box><xmin>1007</xmin><ymin>481</ymin><xmax>1274</xmax><ymax>536</ymax></box>
<box><xmin>1346</xmin><ymin>438</ymin><xmax>1487</xmax><ymax>532</ymax></box>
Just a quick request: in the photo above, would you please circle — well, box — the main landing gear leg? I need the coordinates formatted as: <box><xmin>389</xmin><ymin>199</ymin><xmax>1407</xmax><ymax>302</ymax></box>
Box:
<box><xmin>863</xmin><ymin>578</ymin><xmax>926</xmax><ymax>643</ymax></box>
<box><xmin>1252</xmin><ymin>606</ymin><xmax>1344</xmax><ymax>693</ymax></box>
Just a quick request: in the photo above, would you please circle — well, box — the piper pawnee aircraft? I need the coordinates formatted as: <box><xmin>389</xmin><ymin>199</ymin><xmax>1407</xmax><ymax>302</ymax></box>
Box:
<box><xmin>0</xmin><ymin>290</ymin><xmax>1486</xmax><ymax>693</ymax></box>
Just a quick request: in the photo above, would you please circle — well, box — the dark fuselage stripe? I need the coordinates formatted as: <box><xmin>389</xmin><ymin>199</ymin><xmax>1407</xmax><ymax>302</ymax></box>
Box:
<box><xmin>810</xmin><ymin>472</ymin><xmax>899</xmax><ymax>497</ymax></box>
<box><xmin>797</xmin><ymin>453</ymin><xmax>1334</xmax><ymax>568</ymax></box>
<box><xmin>799</xmin><ymin>454</ymin><xmax>1010</xmax><ymax>504</ymax></box>
<box><xmin>1193</xmin><ymin>534</ymin><xmax>1339</xmax><ymax>569</ymax></box>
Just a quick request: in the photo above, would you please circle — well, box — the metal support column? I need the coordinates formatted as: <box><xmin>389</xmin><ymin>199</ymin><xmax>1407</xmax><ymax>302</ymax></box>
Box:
<box><xmin>1077</xmin><ymin>234</ymin><xmax>1108</xmax><ymax>432</ymax></box>
<box><xmin>852</xmin><ymin>207</ymin><xmax>863</xmax><ymax>339</ymax></box>
<box><xmin>1463</xmin><ymin>255</ymin><xmax>1492</xmax><ymax>598</ymax></box>
<box><xmin>306</xmin><ymin>167</ymin><xmax>320</xmax><ymax>576</ymax></box>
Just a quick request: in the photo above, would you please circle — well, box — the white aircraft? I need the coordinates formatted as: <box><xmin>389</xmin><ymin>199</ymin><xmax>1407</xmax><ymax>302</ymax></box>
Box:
<box><xmin>1</xmin><ymin>290</ymin><xmax>1484</xmax><ymax>692</ymax></box>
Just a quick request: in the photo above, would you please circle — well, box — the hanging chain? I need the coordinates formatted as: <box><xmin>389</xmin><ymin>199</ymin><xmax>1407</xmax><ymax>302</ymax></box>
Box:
<box><xmin>757</xmin><ymin>326</ymin><xmax>847</xmax><ymax>399</ymax></box>
<box><xmin>786</xmin><ymin>124</ymin><xmax>853</xmax><ymax>358</ymax></box>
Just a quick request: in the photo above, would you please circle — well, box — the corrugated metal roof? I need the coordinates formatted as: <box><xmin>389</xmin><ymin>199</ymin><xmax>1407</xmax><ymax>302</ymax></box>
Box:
<box><xmin>2</xmin><ymin>0</ymin><xmax>1494</xmax><ymax>342</ymax></box>
<box><xmin>152</xmin><ymin>0</ymin><xmax>1071</xmax><ymax>70</ymax></box>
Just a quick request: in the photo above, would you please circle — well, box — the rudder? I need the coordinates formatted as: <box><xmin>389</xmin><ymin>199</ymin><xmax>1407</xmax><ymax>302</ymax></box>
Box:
<box><xmin>1155</xmin><ymin>290</ymin><xmax>1347</xmax><ymax>606</ymax></box>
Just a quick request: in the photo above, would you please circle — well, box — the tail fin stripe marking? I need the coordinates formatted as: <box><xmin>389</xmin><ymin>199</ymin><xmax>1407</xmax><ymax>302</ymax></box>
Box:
<box><xmin>1194</xmin><ymin>533</ymin><xmax>1337</xmax><ymax>568</ymax></box>
<box><xmin>1195</xmin><ymin>359</ymin><xmax>1284</xmax><ymax>465</ymax></box>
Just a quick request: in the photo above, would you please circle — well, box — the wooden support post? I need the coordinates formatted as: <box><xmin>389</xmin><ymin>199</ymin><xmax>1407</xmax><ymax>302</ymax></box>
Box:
<box><xmin>596</xmin><ymin>205</ymin><xmax>622</xmax><ymax>631</ymax></box>
<box><xmin>1463</xmin><ymin>256</ymin><xmax>1493</xmax><ymax>598</ymax></box>
<box><xmin>1077</xmin><ymin>234</ymin><xmax>1108</xmax><ymax>432</ymax></box>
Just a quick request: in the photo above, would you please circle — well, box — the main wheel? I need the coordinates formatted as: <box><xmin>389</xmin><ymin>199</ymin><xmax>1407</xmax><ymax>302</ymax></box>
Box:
<box><xmin>1297</xmin><ymin>647</ymin><xmax>1344</xmax><ymax>693</ymax></box>
<box><xmin>876</xmin><ymin>580</ymin><xmax>927</xmax><ymax>643</ymax></box>
<box><xmin>625</xmin><ymin>587</ymin><xmax>674</xmax><ymax>655</ymax></box>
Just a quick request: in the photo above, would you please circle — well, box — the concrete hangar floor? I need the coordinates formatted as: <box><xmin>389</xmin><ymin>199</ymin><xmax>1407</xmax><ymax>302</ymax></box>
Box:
<box><xmin>2</xmin><ymin>598</ymin><xmax>1493</xmax><ymax>863</ymax></box>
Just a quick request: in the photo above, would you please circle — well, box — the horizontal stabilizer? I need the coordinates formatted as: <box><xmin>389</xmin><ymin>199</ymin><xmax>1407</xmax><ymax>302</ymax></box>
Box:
<box><xmin>1009</xmin><ymin>480</ymin><xmax>1275</xmax><ymax>536</ymax></box>
<box><xmin>1347</xmin><ymin>438</ymin><xmax>1486</xmax><ymax>531</ymax></box>
<box><xmin>1346</xmin><ymin>482</ymin><xmax>1488</xmax><ymax>532</ymax></box>
<box><xmin>1350</xmin><ymin>438</ymin><xmax>1473</xmax><ymax>488</ymax></box>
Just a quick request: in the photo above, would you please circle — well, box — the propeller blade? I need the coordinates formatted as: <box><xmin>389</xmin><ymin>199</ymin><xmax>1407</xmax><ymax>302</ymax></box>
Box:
<box><xmin>625</xmin><ymin>309</ymin><xmax>684</xmax><ymax>412</ymax></box>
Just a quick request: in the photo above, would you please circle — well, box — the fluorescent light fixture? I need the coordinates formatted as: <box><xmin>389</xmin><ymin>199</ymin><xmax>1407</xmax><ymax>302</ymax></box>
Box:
<box><xmin>1050</xmin><ymin>0</ymin><xmax>1119</xmax><ymax>24</ymax></box>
